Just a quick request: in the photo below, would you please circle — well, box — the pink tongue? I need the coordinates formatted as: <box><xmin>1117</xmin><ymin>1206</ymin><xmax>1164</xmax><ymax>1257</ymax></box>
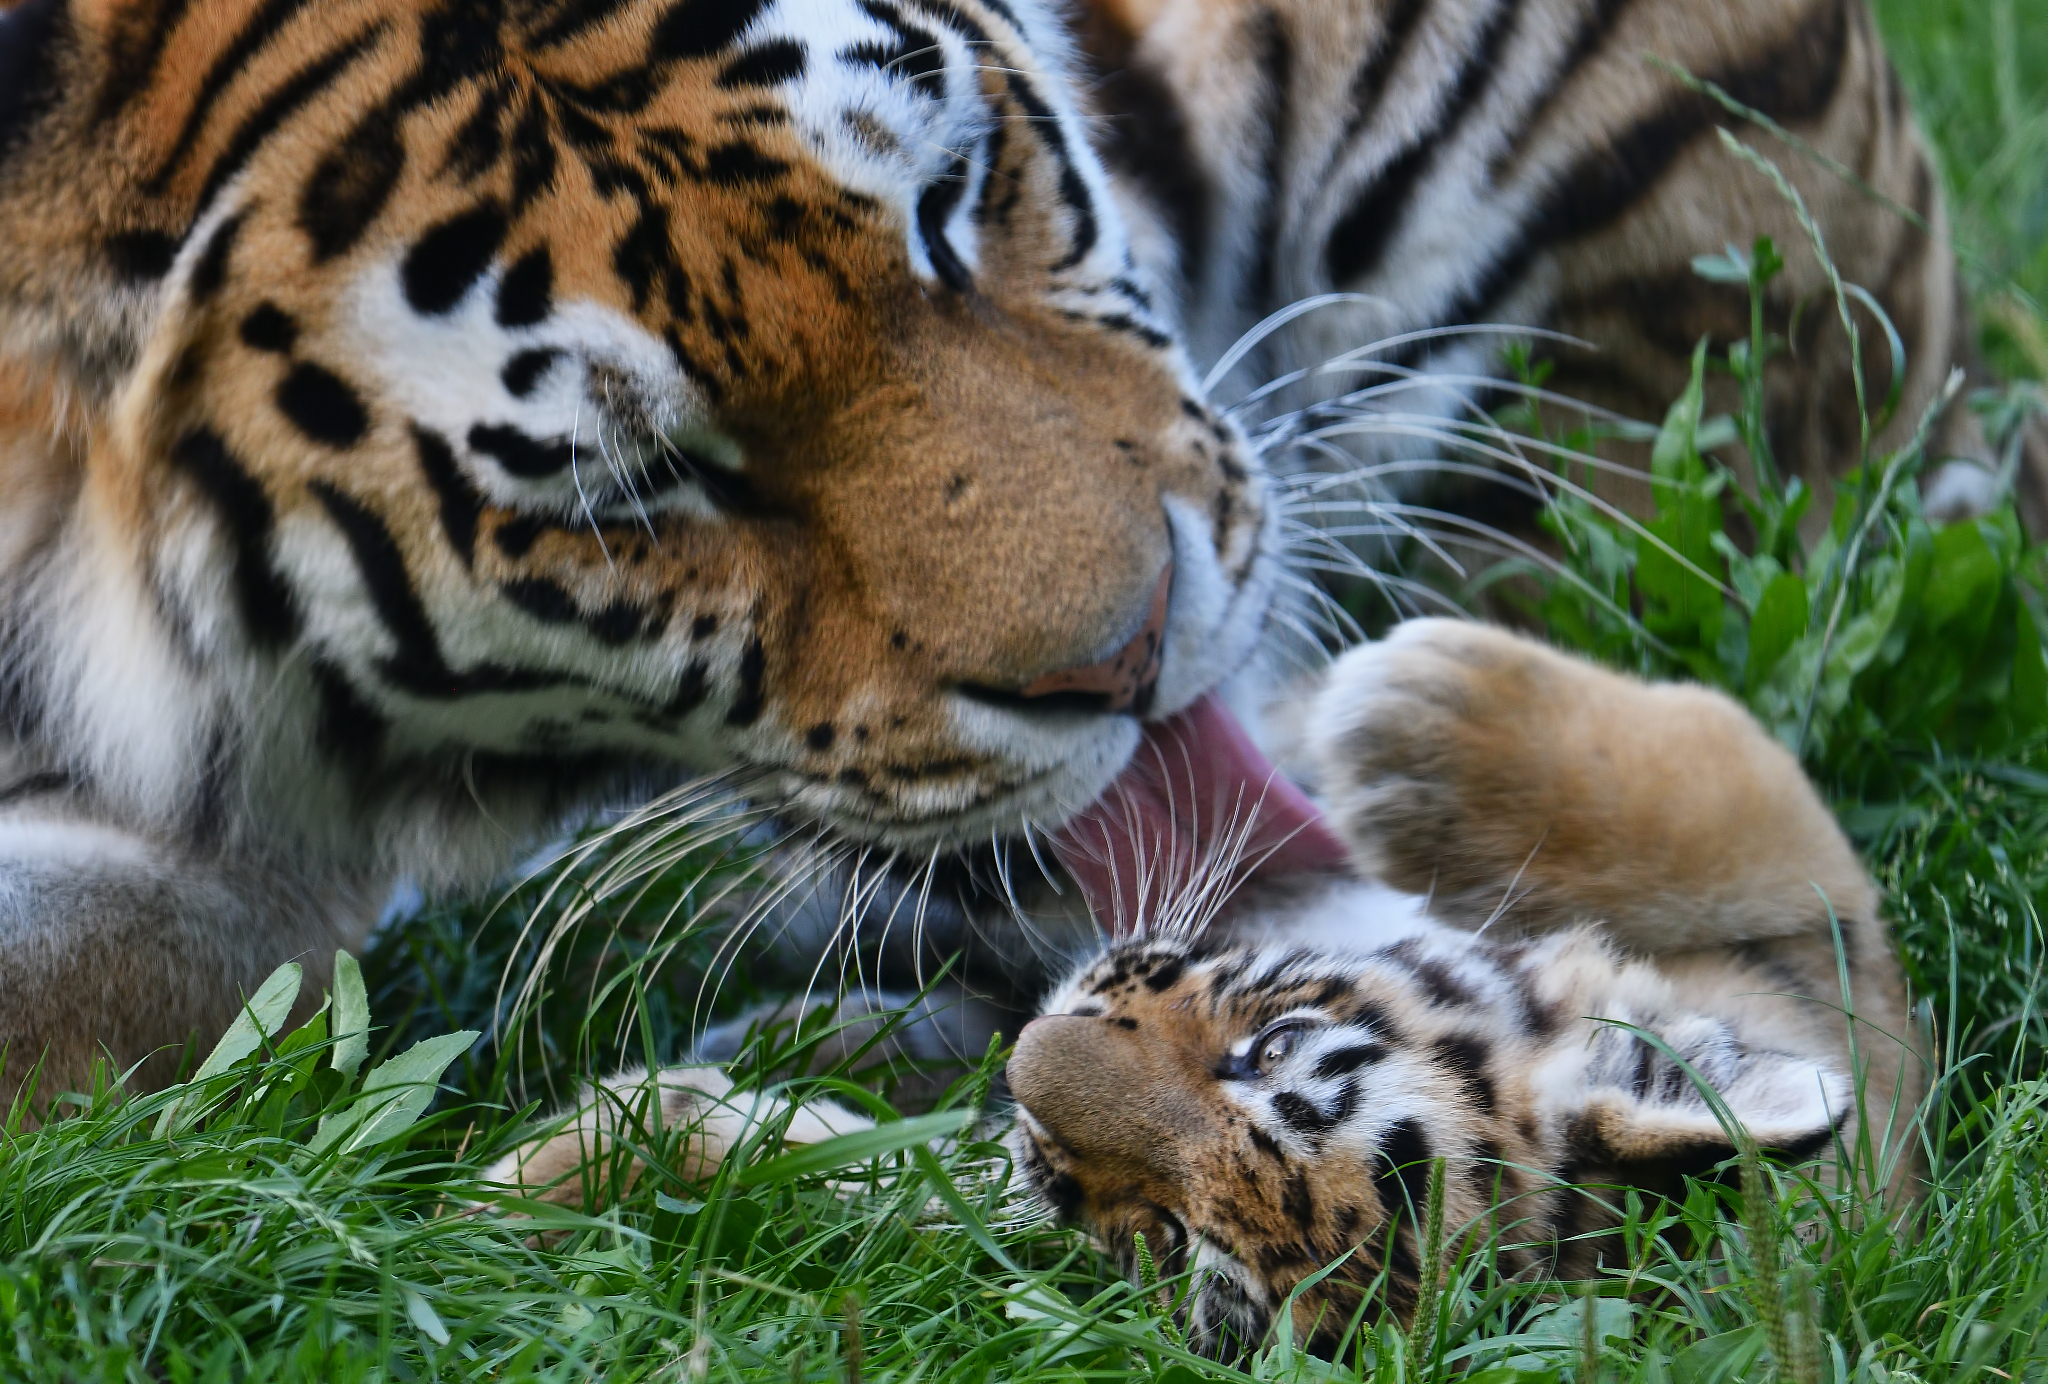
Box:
<box><xmin>1047</xmin><ymin>692</ymin><xmax>1352</xmax><ymax>934</ymax></box>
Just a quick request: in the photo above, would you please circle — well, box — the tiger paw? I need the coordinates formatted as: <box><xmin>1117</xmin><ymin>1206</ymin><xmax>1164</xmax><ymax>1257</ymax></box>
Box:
<box><xmin>1301</xmin><ymin>618</ymin><xmax>1873</xmax><ymax>943</ymax></box>
<box><xmin>1302</xmin><ymin>619</ymin><xmax>1575</xmax><ymax>923</ymax></box>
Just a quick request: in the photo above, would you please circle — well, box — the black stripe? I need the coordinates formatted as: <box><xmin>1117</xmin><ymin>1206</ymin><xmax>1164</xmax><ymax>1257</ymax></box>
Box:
<box><xmin>469</xmin><ymin>423</ymin><xmax>574</xmax><ymax>478</ymax></box>
<box><xmin>847</xmin><ymin>0</ymin><xmax>946</xmax><ymax>97</ymax></box>
<box><xmin>299</xmin><ymin>103</ymin><xmax>407</xmax><ymax>263</ymax></box>
<box><xmin>93</xmin><ymin>0</ymin><xmax>195</xmax><ymax>123</ymax></box>
<box><xmin>311</xmin><ymin>484</ymin><xmax>682</xmax><ymax>705</ymax></box>
<box><xmin>239</xmin><ymin>303</ymin><xmax>298</xmax><ymax>354</ymax></box>
<box><xmin>1371</xmin><ymin>1118</ymin><xmax>1429</xmax><ymax>1278</ymax></box>
<box><xmin>1313</xmin><ymin>1043</ymin><xmax>1386</xmax><ymax>1079</ymax></box>
<box><xmin>276</xmin><ymin>362</ymin><xmax>371</xmax><ymax>449</ymax></box>
<box><xmin>403</xmin><ymin>201</ymin><xmax>509</xmax><ymax>316</ymax></box>
<box><xmin>0</xmin><ymin>770</ymin><xmax>71</xmax><ymax>808</ymax></box>
<box><xmin>1431</xmin><ymin>1034</ymin><xmax>1496</xmax><ymax>1114</ymax></box>
<box><xmin>146</xmin><ymin>0</ymin><xmax>313</xmax><ymax>195</ymax></box>
<box><xmin>1000</xmin><ymin>72</ymin><xmax>1097</xmax><ymax>272</ymax></box>
<box><xmin>170</xmin><ymin>428</ymin><xmax>300</xmax><ymax>646</ymax></box>
<box><xmin>1491</xmin><ymin>0</ymin><xmax>1636</xmax><ymax>176</ymax></box>
<box><xmin>1330</xmin><ymin>0</ymin><xmax>1430</xmax><ymax>163</ymax></box>
<box><xmin>442</xmin><ymin>84</ymin><xmax>507</xmax><ymax>182</ymax></box>
<box><xmin>527</xmin><ymin>0</ymin><xmax>637</xmax><ymax>49</ymax></box>
<box><xmin>1061</xmin><ymin>312</ymin><xmax>1169</xmax><ymax>349</ymax></box>
<box><xmin>310</xmin><ymin>658</ymin><xmax>387</xmax><ymax>758</ymax></box>
<box><xmin>191</xmin><ymin>24</ymin><xmax>387</xmax><ymax>227</ymax></box>
<box><xmin>309</xmin><ymin>480</ymin><xmax>454</xmax><ymax>692</ymax></box>
<box><xmin>411</xmin><ymin>424</ymin><xmax>482</xmax><ymax>566</ymax></box>
<box><xmin>1436</xmin><ymin>0</ymin><xmax>1851</xmax><ymax>342</ymax></box>
<box><xmin>0</xmin><ymin>0</ymin><xmax>58</xmax><ymax>152</ymax></box>
<box><xmin>500</xmin><ymin>348</ymin><xmax>561</xmax><ymax>399</ymax></box>
<box><xmin>500</xmin><ymin>576</ymin><xmax>580</xmax><ymax>623</ymax></box>
<box><xmin>105</xmin><ymin>231</ymin><xmax>181</xmax><ymax>282</ymax></box>
<box><xmin>1246</xmin><ymin>8</ymin><xmax>1293</xmax><ymax>309</ymax></box>
<box><xmin>725</xmin><ymin>636</ymin><xmax>767</xmax><ymax>725</ymax></box>
<box><xmin>190</xmin><ymin>722</ymin><xmax>232</xmax><ymax>845</ymax></box>
<box><xmin>717</xmin><ymin>38</ymin><xmax>806</xmax><ymax>88</ymax></box>
<box><xmin>917</xmin><ymin>154</ymin><xmax>973</xmax><ymax>291</ymax></box>
<box><xmin>509</xmin><ymin>92</ymin><xmax>560</xmax><ymax>213</ymax></box>
<box><xmin>652</xmin><ymin>0</ymin><xmax>772</xmax><ymax>61</ymax></box>
<box><xmin>1325</xmin><ymin>0</ymin><xmax>1522</xmax><ymax>286</ymax></box>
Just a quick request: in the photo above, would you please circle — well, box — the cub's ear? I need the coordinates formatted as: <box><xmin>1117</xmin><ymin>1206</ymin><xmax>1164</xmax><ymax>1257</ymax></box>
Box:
<box><xmin>1568</xmin><ymin>1019</ymin><xmax>1848</xmax><ymax>1182</ymax></box>
<box><xmin>0</xmin><ymin>0</ymin><xmax>64</xmax><ymax>157</ymax></box>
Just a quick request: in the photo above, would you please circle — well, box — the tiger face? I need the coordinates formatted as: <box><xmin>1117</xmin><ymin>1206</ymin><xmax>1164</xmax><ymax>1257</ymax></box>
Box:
<box><xmin>1008</xmin><ymin>929</ymin><xmax>1847</xmax><ymax>1355</ymax></box>
<box><xmin>0</xmin><ymin>0</ymin><xmax>1273</xmax><ymax>853</ymax></box>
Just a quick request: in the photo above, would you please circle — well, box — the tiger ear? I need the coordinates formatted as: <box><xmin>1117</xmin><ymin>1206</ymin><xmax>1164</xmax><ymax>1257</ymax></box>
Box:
<box><xmin>1570</xmin><ymin>1036</ymin><xmax>1848</xmax><ymax>1182</ymax></box>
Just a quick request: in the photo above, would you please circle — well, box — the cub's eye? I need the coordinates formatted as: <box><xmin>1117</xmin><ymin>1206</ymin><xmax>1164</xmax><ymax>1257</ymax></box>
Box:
<box><xmin>1252</xmin><ymin>1019</ymin><xmax>1315</xmax><ymax>1076</ymax></box>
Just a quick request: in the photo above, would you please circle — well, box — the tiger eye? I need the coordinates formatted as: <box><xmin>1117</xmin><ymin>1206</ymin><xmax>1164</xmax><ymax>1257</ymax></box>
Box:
<box><xmin>1254</xmin><ymin>1022</ymin><xmax>1308</xmax><ymax>1074</ymax></box>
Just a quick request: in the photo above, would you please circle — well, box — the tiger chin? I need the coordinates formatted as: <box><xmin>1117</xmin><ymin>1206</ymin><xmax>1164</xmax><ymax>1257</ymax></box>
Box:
<box><xmin>497</xmin><ymin>621</ymin><xmax>1927</xmax><ymax>1352</ymax></box>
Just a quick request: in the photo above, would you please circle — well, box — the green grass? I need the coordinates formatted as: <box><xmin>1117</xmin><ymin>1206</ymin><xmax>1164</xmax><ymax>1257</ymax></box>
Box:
<box><xmin>4</xmin><ymin>4</ymin><xmax>2048</xmax><ymax>1379</ymax></box>
<box><xmin>1869</xmin><ymin>0</ymin><xmax>2048</xmax><ymax>381</ymax></box>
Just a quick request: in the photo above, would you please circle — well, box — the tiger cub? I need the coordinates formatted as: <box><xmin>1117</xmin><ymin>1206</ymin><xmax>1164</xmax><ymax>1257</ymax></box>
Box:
<box><xmin>1006</xmin><ymin>619</ymin><xmax>1922</xmax><ymax>1352</ymax></box>
<box><xmin>495</xmin><ymin>621</ymin><xmax>1922</xmax><ymax>1353</ymax></box>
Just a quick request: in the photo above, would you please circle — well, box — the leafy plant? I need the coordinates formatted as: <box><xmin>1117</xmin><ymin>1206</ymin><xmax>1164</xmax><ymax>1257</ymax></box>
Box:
<box><xmin>1514</xmin><ymin>235</ymin><xmax>2048</xmax><ymax>783</ymax></box>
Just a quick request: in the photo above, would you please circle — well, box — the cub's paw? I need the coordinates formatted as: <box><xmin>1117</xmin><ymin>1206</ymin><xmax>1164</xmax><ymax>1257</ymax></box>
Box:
<box><xmin>1301</xmin><ymin>619</ymin><xmax>1873</xmax><ymax>943</ymax></box>
<box><xmin>1302</xmin><ymin>619</ymin><xmax>1574</xmax><ymax>920</ymax></box>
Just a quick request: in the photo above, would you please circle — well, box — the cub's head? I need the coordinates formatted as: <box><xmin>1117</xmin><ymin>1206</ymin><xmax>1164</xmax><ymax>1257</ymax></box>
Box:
<box><xmin>0</xmin><ymin>0</ymin><xmax>1271</xmax><ymax>853</ymax></box>
<box><xmin>1008</xmin><ymin>933</ymin><xmax>1848</xmax><ymax>1356</ymax></box>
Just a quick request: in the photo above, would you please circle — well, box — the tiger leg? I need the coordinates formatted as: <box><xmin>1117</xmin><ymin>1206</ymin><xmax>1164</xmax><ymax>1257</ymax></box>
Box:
<box><xmin>0</xmin><ymin>809</ymin><xmax>369</xmax><ymax>1106</ymax></box>
<box><xmin>488</xmin><ymin>984</ymin><xmax>997</xmax><ymax>1210</ymax></box>
<box><xmin>485</xmin><ymin>1066</ymin><xmax>876</xmax><ymax>1208</ymax></box>
<box><xmin>1303</xmin><ymin>618</ymin><xmax>1873</xmax><ymax>939</ymax></box>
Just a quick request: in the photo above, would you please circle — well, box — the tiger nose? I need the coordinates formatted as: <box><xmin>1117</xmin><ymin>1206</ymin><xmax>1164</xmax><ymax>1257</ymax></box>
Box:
<box><xmin>1019</xmin><ymin>565</ymin><xmax>1172</xmax><ymax>715</ymax></box>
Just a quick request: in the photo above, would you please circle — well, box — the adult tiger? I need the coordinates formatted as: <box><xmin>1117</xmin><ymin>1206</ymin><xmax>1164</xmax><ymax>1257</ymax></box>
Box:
<box><xmin>0</xmin><ymin>0</ymin><xmax>1984</xmax><ymax>1098</ymax></box>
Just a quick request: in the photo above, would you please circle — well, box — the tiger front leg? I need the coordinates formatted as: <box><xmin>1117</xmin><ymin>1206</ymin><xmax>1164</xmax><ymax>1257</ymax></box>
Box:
<box><xmin>1301</xmin><ymin>619</ymin><xmax>1878</xmax><ymax>954</ymax></box>
<box><xmin>0</xmin><ymin>819</ymin><xmax>372</xmax><ymax>1106</ymax></box>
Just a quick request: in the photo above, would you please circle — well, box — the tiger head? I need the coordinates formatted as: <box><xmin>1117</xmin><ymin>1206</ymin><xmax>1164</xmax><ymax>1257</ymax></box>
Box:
<box><xmin>0</xmin><ymin>0</ymin><xmax>1272</xmax><ymax>863</ymax></box>
<box><xmin>1008</xmin><ymin>931</ymin><xmax>1847</xmax><ymax>1356</ymax></box>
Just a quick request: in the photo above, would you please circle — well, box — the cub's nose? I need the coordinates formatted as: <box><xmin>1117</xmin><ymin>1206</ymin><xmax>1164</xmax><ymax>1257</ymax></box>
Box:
<box><xmin>1012</xmin><ymin>565</ymin><xmax>1172</xmax><ymax>715</ymax></box>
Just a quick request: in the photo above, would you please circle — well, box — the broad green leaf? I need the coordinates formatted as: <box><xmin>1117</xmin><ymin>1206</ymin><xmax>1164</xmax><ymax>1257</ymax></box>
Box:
<box><xmin>2011</xmin><ymin>602</ymin><xmax>2048</xmax><ymax>735</ymax></box>
<box><xmin>193</xmin><ymin>963</ymin><xmax>303</xmax><ymax>1082</ymax></box>
<box><xmin>331</xmin><ymin>950</ymin><xmax>369</xmax><ymax>1081</ymax></box>
<box><xmin>1746</xmin><ymin>572</ymin><xmax>1809</xmax><ymax>688</ymax></box>
<box><xmin>1923</xmin><ymin>519</ymin><xmax>2004</xmax><ymax>643</ymax></box>
<box><xmin>308</xmin><ymin>1030</ymin><xmax>478</xmax><ymax>1155</ymax></box>
<box><xmin>151</xmin><ymin>962</ymin><xmax>304</xmax><ymax>1137</ymax></box>
<box><xmin>1650</xmin><ymin>341</ymin><xmax>1709</xmax><ymax>480</ymax></box>
<box><xmin>401</xmin><ymin>1284</ymin><xmax>449</xmax><ymax>1346</ymax></box>
<box><xmin>732</xmin><ymin>1108</ymin><xmax>970</xmax><ymax>1186</ymax></box>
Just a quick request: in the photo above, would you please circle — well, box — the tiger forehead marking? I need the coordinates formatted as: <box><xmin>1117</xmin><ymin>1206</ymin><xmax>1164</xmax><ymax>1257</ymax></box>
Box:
<box><xmin>1009</xmin><ymin>929</ymin><xmax>1847</xmax><ymax>1354</ymax></box>
<box><xmin>9</xmin><ymin>0</ymin><xmax>1275</xmax><ymax>847</ymax></box>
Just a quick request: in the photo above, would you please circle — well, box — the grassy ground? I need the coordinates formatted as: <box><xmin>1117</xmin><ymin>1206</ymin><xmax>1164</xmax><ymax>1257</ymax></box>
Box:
<box><xmin>4</xmin><ymin>4</ymin><xmax>2048</xmax><ymax>1380</ymax></box>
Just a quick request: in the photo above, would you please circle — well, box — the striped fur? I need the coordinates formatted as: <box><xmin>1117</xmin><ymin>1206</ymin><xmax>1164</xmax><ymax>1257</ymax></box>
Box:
<box><xmin>1008</xmin><ymin>622</ymin><xmax>1922</xmax><ymax>1355</ymax></box>
<box><xmin>1012</xmin><ymin>925</ymin><xmax>1854</xmax><ymax>1354</ymax></box>
<box><xmin>1083</xmin><ymin>0</ymin><xmax>2008</xmax><ymax>524</ymax></box>
<box><xmin>0</xmin><ymin>0</ymin><xmax>1968</xmax><ymax>1099</ymax></box>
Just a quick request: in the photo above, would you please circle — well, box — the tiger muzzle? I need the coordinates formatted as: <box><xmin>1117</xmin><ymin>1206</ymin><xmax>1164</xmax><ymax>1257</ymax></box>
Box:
<box><xmin>1008</xmin><ymin>1013</ymin><xmax>1214</xmax><ymax>1175</ymax></box>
